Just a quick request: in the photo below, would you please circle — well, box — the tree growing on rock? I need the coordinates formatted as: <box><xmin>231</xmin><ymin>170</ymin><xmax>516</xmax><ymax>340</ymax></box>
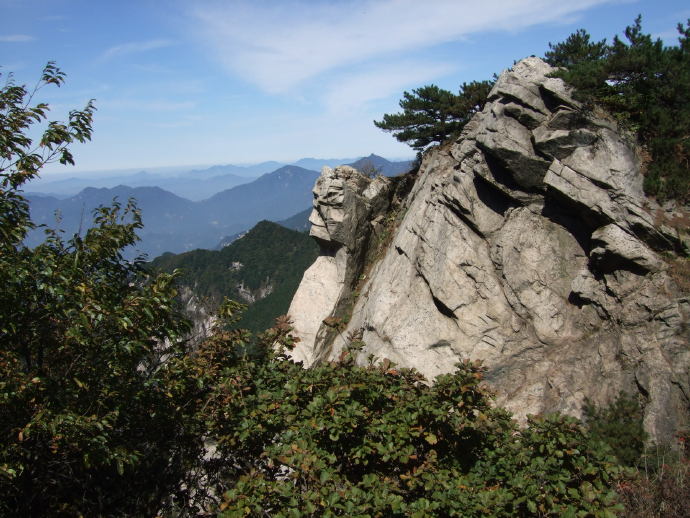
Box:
<box><xmin>545</xmin><ymin>28</ymin><xmax>608</xmax><ymax>67</ymax></box>
<box><xmin>546</xmin><ymin>16</ymin><xmax>690</xmax><ymax>201</ymax></box>
<box><xmin>374</xmin><ymin>80</ymin><xmax>494</xmax><ymax>152</ymax></box>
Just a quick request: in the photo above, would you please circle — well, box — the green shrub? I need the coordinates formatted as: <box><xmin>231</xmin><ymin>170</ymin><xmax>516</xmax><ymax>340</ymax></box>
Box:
<box><xmin>0</xmin><ymin>64</ymin><xmax>215</xmax><ymax>516</ymax></box>
<box><xmin>583</xmin><ymin>393</ymin><xmax>648</xmax><ymax>468</ymax></box>
<box><xmin>208</xmin><ymin>339</ymin><xmax>623</xmax><ymax>517</ymax></box>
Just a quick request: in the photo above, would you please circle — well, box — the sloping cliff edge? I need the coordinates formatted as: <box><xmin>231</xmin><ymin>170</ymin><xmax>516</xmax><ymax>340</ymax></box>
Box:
<box><xmin>287</xmin><ymin>57</ymin><xmax>689</xmax><ymax>443</ymax></box>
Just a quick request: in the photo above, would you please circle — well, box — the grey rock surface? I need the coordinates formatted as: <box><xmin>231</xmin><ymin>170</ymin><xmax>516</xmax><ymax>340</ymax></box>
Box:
<box><xmin>288</xmin><ymin>58</ymin><xmax>689</xmax><ymax>443</ymax></box>
<box><xmin>287</xmin><ymin>166</ymin><xmax>394</xmax><ymax>364</ymax></box>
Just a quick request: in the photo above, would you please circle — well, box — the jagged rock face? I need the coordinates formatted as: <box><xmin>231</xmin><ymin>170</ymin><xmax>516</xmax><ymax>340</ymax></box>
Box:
<box><xmin>288</xmin><ymin>166</ymin><xmax>394</xmax><ymax>364</ymax></box>
<box><xmin>235</xmin><ymin>280</ymin><xmax>274</xmax><ymax>304</ymax></box>
<box><xmin>289</xmin><ymin>58</ymin><xmax>689</xmax><ymax>442</ymax></box>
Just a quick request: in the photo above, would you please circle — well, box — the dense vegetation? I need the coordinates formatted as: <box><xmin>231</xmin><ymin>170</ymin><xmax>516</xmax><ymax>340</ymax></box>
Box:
<box><xmin>0</xmin><ymin>64</ymin><xmax>203</xmax><ymax>515</ymax></box>
<box><xmin>376</xmin><ymin>17</ymin><xmax>690</xmax><ymax>201</ymax></box>
<box><xmin>2</xmin><ymin>37</ymin><xmax>687</xmax><ymax>515</ymax></box>
<box><xmin>150</xmin><ymin>220</ymin><xmax>318</xmax><ymax>332</ymax></box>
<box><xmin>211</xmin><ymin>341</ymin><xmax>623</xmax><ymax>517</ymax></box>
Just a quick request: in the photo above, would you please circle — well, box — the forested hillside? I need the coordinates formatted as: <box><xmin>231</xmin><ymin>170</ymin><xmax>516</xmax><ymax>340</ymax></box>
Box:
<box><xmin>150</xmin><ymin>220</ymin><xmax>318</xmax><ymax>331</ymax></box>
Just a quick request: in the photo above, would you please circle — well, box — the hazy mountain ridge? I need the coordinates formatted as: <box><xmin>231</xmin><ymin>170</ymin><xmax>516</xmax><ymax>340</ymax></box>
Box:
<box><xmin>27</xmin><ymin>168</ymin><xmax>255</xmax><ymax>201</ymax></box>
<box><xmin>25</xmin><ymin>156</ymin><xmax>385</xmax><ymax>200</ymax></box>
<box><xmin>348</xmin><ymin>153</ymin><xmax>414</xmax><ymax>176</ymax></box>
<box><xmin>276</xmin><ymin>208</ymin><xmax>312</xmax><ymax>233</ymax></box>
<box><xmin>25</xmin><ymin>156</ymin><xmax>413</xmax><ymax>258</ymax></box>
<box><xmin>26</xmin><ymin>166</ymin><xmax>320</xmax><ymax>258</ymax></box>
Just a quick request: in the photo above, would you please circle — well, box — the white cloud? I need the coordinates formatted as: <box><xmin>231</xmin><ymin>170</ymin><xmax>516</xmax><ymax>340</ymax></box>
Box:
<box><xmin>0</xmin><ymin>62</ymin><xmax>25</xmax><ymax>72</ymax></box>
<box><xmin>0</xmin><ymin>34</ymin><xmax>34</xmax><ymax>42</ymax></box>
<box><xmin>323</xmin><ymin>60</ymin><xmax>456</xmax><ymax>113</ymax></box>
<box><xmin>191</xmin><ymin>0</ymin><xmax>616</xmax><ymax>94</ymax></box>
<box><xmin>654</xmin><ymin>28</ymin><xmax>682</xmax><ymax>43</ymax></box>
<box><xmin>99</xmin><ymin>39</ymin><xmax>174</xmax><ymax>61</ymax></box>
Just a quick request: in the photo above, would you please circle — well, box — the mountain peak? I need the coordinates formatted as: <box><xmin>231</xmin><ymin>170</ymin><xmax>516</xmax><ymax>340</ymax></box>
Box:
<box><xmin>269</xmin><ymin>165</ymin><xmax>316</xmax><ymax>175</ymax></box>
<box><xmin>347</xmin><ymin>155</ymin><xmax>413</xmax><ymax>177</ymax></box>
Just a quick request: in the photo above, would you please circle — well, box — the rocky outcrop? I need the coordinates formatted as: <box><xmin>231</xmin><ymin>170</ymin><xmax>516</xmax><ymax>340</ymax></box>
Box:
<box><xmin>176</xmin><ymin>286</ymin><xmax>217</xmax><ymax>345</ymax></box>
<box><xmin>288</xmin><ymin>58</ymin><xmax>689</xmax><ymax>443</ymax></box>
<box><xmin>287</xmin><ymin>166</ymin><xmax>400</xmax><ymax>364</ymax></box>
<box><xmin>235</xmin><ymin>280</ymin><xmax>273</xmax><ymax>304</ymax></box>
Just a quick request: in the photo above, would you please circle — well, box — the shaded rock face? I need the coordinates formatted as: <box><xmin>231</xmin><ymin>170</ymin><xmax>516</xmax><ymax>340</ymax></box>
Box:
<box><xmin>287</xmin><ymin>166</ymin><xmax>395</xmax><ymax>364</ymax></box>
<box><xmin>289</xmin><ymin>58</ymin><xmax>689</xmax><ymax>442</ymax></box>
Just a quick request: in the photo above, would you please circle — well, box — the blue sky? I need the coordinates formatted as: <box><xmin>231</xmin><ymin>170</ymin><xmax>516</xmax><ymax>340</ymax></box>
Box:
<box><xmin>1</xmin><ymin>0</ymin><xmax>689</xmax><ymax>174</ymax></box>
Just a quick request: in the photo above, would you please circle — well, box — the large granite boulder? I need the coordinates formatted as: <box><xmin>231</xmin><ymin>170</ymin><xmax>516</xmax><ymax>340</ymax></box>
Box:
<box><xmin>288</xmin><ymin>58</ymin><xmax>689</xmax><ymax>443</ymax></box>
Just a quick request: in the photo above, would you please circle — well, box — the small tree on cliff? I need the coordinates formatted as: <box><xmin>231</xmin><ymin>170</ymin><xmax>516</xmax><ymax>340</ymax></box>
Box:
<box><xmin>374</xmin><ymin>80</ymin><xmax>494</xmax><ymax>152</ymax></box>
<box><xmin>546</xmin><ymin>16</ymin><xmax>690</xmax><ymax>200</ymax></box>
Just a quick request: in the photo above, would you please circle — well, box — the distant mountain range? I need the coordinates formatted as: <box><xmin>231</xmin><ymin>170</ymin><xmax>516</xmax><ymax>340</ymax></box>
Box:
<box><xmin>25</xmin><ymin>156</ymin><xmax>373</xmax><ymax>200</ymax></box>
<box><xmin>186</xmin><ymin>161</ymin><xmax>285</xmax><ymax>179</ymax></box>
<box><xmin>26</xmin><ymin>165</ymin><xmax>320</xmax><ymax>258</ymax></box>
<box><xmin>349</xmin><ymin>153</ymin><xmax>414</xmax><ymax>176</ymax></box>
<box><xmin>25</xmin><ymin>155</ymin><xmax>414</xmax><ymax>259</ymax></box>
<box><xmin>276</xmin><ymin>208</ymin><xmax>312</xmax><ymax>233</ymax></box>
<box><xmin>25</xmin><ymin>165</ymin><xmax>271</xmax><ymax>201</ymax></box>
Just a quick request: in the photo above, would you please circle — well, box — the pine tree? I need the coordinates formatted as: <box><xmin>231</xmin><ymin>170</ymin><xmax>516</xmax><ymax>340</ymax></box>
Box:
<box><xmin>374</xmin><ymin>80</ymin><xmax>493</xmax><ymax>152</ymax></box>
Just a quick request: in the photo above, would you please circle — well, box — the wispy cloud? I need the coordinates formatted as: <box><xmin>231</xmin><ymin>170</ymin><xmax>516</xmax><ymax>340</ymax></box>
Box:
<box><xmin>42</xmin><ymin>14</ymin><xmax>68</xmax><ymax>21</ymax></box>
<box><xmin>147</xmin><ymin>114</ymin><xmax>204</xmax><ymax>129</ymax></box>
<box><xmin>0</xmin><ymin>34</ymin><xmax>34</xmax><ymax>42</ymax></box>
<box><xmin>0</xmin><ymin>62</ymin><xmax>26</xmax><ymax>72</ymax></box>
<box><xmin>191</xmin><ymin>0</ymin><xmax>616</xmax><ymax>94</ymax></box>
<box><xmin>654</xmin><ymin>28</ymin><xmax>683</xmax><ymax>43</ymax></box>
<box><xmin>99</xmin><ymin>39</ymin><xmax>174</xmax><ymax>61</ymax></box>
<box><xmin>323</xmin><ymin>61</ymin><xmax>456</xmax><ymax>113</ymax></box>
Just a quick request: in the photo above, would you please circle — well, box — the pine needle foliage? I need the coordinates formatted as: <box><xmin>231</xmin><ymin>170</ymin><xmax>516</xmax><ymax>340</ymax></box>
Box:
<box><xmin>546</xmin><ymin>16</ymin><xmax>690</xmax><ymax>201</ymax></box>
<box><xmin>583</xmin><ymin>393</ymin><xmax>648</xmax><ymax>468</ymax></box>
<box><xmin>374</xmin><ymin>81</ymin><xmax>494</xmax><ymax>152</ymax></box>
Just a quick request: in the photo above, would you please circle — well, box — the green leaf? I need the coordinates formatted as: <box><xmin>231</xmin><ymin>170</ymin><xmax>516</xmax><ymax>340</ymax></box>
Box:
<box><xmin>425</xmin><ymin>433</ymin><xmax>438</xmax><ymax>445</ymax></box>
